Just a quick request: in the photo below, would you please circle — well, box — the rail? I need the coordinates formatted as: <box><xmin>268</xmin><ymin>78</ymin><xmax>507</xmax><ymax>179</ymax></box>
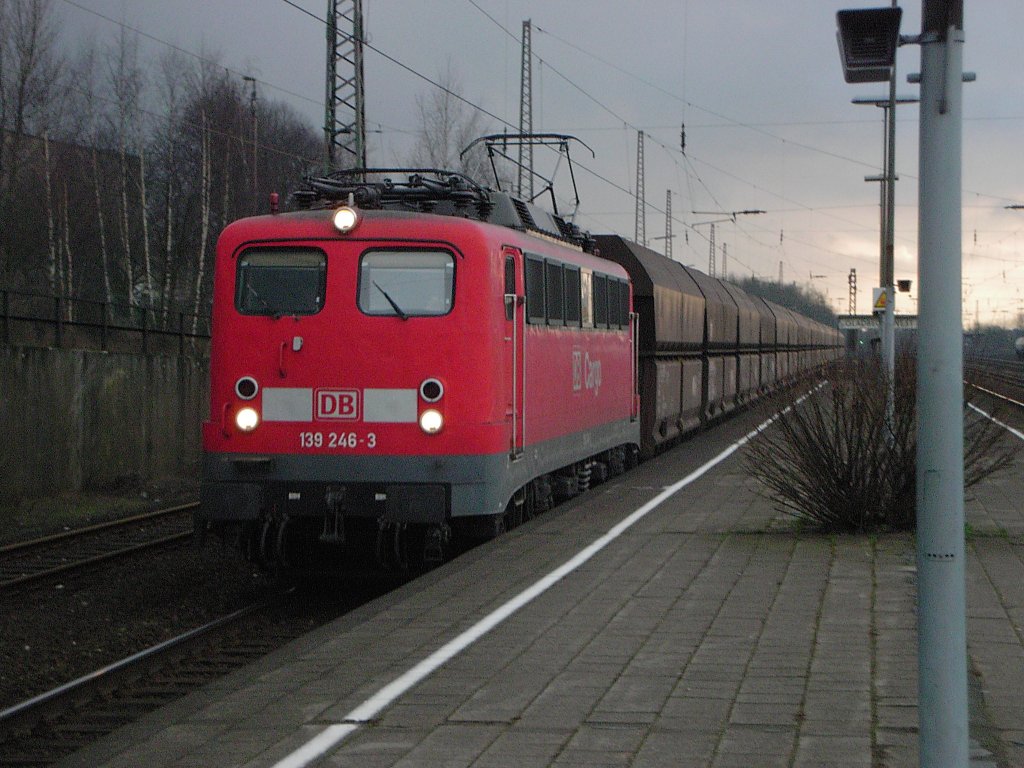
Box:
<box><xmin>0</xmin><ymin>600</ymin><xmax>279</xmax><ymax>765</ymax></box>
<box><xmin>0</xmin><ymin>288</ymin><xmax>210</xmax><ymax>355</ymax></box>
<box><xmin>0</xmin><ymin>502</ymin><xmax>197</xmax><ymax>589</ymax></box>
<box><xmin>964</xmin><ymin>355</ymin><xmax>1024</xmax><ymax>407</ymax></box>
<box><xmin>0</xmin><ymin>585</ymin><xmax>384</xmax><ymax>765</ymax></box>
<box><xmin>0</xmin><ymin>602</ymin><xmax>263</xmax><ymax>725</ymax></box>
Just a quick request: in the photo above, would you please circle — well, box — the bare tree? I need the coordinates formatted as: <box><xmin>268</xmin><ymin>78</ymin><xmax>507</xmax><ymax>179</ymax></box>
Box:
<box><xmin>191</xmin><ymin>111</ymin><xmax>212</xmax><ymax>334</ymax></box>
<box><xmin>92</xmin><ymin>147</ymin><xmax>112</xmax><ymax>304</ymax></box>
<box><xmin>408</xmin><ymin>62</ymin><xmax>491</xmax><ymax>183</ymax></box>
<box><xmin>59</xmin><ymin>177</ymin><xmax>71</xmax><ymax>316</ymax></box>
<box><xmin>57</xmin><ymin>39</ymin><xmax>115</xmax><ymax>305</ymax></box>
<box><xmin>137</xmin><ymin>139</ymin><xmax>153</xmax><ymax>306</ymax></box>
<box><xmin>105</xmin><ymin>26</ymin><xmax>145</xmax><ymax>305</ymax></box>
<box><xmin>259</xmin><ymin>99</ymin><xmax>321</xmax><ymax>198</ymax></box>
<box><xmin>43</xmin><ymin>131</ymin><xmax>57</xmax><ymax>292</ymax></box>
<box><xmin>151</xmin><ymin>50</ymin><xmax>192</xmax><ymax>324</ymax></box>
<box><xmin>0</xmin><ymin>0</ymin><xmax>63</xmax><ymax>287</ymax></box>
<box><xmin>0</xmin><ymin>8</ymin><xmax>322</xmax><ymax>330</ymax></box>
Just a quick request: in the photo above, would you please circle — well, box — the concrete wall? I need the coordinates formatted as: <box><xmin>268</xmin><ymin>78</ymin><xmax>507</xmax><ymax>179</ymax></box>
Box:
<box><xmin>0</xmin><ymin>346</ymin><xmax>208</xmax><ymax>501</ymax></box>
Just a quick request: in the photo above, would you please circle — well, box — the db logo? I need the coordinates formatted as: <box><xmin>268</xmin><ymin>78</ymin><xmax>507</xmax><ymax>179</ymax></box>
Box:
<box><xmin>572</xmin><ymin>349</ymin><xmax>583</xmax><ymax>392</ymax></box>
<box><xmin>316</xmin><ymin>389</ymin><xmax>359</xmax><ymax>420</ymax></box>
<box><xmin>571</xmin><ymin>348</ymin><xmax>601</xmax><ymax>396</ymax></box>
<box><xmin>569</xmin><ymin>348</ymin><xmax>598</xmax><ymax>397</ymax></box>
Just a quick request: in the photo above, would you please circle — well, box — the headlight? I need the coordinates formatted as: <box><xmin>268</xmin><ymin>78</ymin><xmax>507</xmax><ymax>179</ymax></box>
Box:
<box><xmin>235</xmin><ymin>407</ymin><xmax>260</xmax><ymax>432</ymax></box>
<box><xmin>332</xmin><ymin>206</ymin><xmax>359</xmax><ymax>233</ymax></box>
<box><xmin>419</xmin><ymin>409</ymin><xmax>443</xmax><ymax>434</ymax></box>
<box><xmin>235</xmin><ymin>376</ymin><xmax>259</xmax><ymax>400</ymax></box>
<box><xmin>419</xmin><ymin>378</ymin><xmax>444</xmax><ymax>403</ymax></box>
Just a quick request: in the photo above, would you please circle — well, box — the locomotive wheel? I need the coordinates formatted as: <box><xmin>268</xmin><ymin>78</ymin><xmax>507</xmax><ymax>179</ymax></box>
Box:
<box><xmin>521</xmin><ymin>485</ymin><xmax>535</xmax><ymax>523</ymax></box>
<box><xmin>419</xmin><ymin>525</ymin><xmax>448</xmax><ymax>570</ymax></box>
<box><xmin>531</xmin><ymin>476</ymin><xmax>553</xmax><ymax>514</ymax></box>
<box><xmin>625</xmin><ymin>445</ymin><xmax>640</xmax><ymax>470</ymax></box>
<box><xmin>375</xmin><ymin>522</ymin><xmax>410</xmax><ymax>572</ymax></box>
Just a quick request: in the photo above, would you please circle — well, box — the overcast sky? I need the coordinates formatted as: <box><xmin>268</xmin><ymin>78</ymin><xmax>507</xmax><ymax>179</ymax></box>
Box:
<box><xmin>61</xmin><ymin>1</ymin><xmax>1024</xmax><ymax>326</ymax></box>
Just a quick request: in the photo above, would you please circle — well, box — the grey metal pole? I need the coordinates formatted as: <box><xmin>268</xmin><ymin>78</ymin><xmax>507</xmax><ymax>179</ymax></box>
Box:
<box><xmin>882</xmin><ymin>40</ymin><xmax>897</xmax><ymax>433</ymax></box>
<box><xmin>916</xmin><ymin>1</ymin><xmax>967</xmax><ymax>766</ymax></box>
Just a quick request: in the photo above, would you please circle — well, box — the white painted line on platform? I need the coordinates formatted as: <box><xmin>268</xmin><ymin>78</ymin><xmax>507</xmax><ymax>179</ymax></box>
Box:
<box><xmin>273</xmin><ymin>725</ymin><xmax>358</xmax><ymax>768</ymax></box>
<box><xmin>968</xmin><ymin>402</ymin><xmax>1024</xmax><ymax>442</ymax></box>
<box><xmin>272</xmin><ymin>390</ymin><xmax>816</xmax><ymax>768</ymax></box>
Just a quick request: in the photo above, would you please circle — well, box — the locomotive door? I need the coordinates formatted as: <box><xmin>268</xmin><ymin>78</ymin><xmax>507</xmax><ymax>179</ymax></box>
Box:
<box><xmin>503</xmin><ymin>247</ymin><xmax>525</xmax><ymax>459</ymax></box>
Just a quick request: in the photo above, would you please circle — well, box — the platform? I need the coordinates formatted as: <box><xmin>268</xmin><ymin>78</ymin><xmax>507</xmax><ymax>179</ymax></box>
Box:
<box><xmin>59</xmin><ymin>404</ymin><xmax>1024</xmax><ymax>768</ymax></box>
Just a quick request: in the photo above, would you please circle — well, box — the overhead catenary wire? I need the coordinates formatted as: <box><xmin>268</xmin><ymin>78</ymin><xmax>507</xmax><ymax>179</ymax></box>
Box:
<box><xmin>65</xmin><ymin>0</ymin><xmax>1022</xmax><ymax>299</ymax></box>
<box><xmin>61</xmin><ymin>79</ymin><xmax>322</xmax><ymax>168</ymax></box>
<box><xmin>60</xmin><ymin>0</ymin><xmax>320</xmax><ymax>110</ymax></box>
<box><xmin>61</xmin><ymin>0</ymin><xmax>409</xmax><ymax>139</ymax></box>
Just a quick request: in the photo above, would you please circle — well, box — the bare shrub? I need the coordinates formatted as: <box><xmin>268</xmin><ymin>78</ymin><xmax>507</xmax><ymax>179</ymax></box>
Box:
<box><xmin>744</xmin><ymin>355</ymin><xmax>1017</xmax><ymax>533</ymax></box>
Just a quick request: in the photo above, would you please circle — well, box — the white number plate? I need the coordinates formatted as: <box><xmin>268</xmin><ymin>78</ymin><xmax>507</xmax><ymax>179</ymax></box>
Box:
<box><xmin>299</xmin><ymin>432</ymin><xmax>377</xmax><ymax>450</ymax></box>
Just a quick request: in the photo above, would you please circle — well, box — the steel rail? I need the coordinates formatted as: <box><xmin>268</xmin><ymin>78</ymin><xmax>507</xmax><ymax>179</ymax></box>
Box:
<box><xmin>1</xmin><ymin>531</ymin><xmax>194</xmax><ymax>589</ymax></box>
<box><xmin>0</xmin><ymin>501</ymin><xmax>198</xmax><ymax>554</ymax></box>
<box><xmin>966</xmin><ymin>381</ymin><xmax>1024</xmax><ymax>410</ymax></box>
<box><xmin>965</xmin><ymin>357</ymin><xmax>1024</xmax><ymax>410</ymax></box>
<box><xmin>0</xmin><ymin>600</ymin><xmax>267</xmax><ymax>726</ymax></box>
<box><xmin>0</xmin><ymin>502</ymin><xmax>198</xmax><ymax>590</ymax></box>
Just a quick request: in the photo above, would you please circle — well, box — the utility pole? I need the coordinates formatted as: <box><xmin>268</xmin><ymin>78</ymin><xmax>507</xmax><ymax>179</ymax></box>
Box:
<box><xmin>518</xmin><ymin>20</ymin><xmax>533</xmax><ymax>200</ymax></box>
<box><xmin>243</xmin><ymin>76</ymin><xmax>258</xmax><ymax>211</ymax></box>
<box><xmin>324</xmin><ymin>0</ymin><xmax>366</xmax><ymax>174</ymax></box>
<box><xmin>849</xmin><ymin>268</ymin><xmax>857</xmax><ymax>314</ymax></box>
<box><xmin>634</xmin><ymin>130</ymin><xmax>645</xmax><ymax>246</ymax></box>
<box><xmin>707</xmin><ymin>223</ymin><xmax>716</xmax><ymax>277</ymax></box>
<box><xmin>778</xmin><ymin>260</ymin><xmax>783</xmax><ymax>284</ymax></box>
<box><xmin>721</xmin><ymin>243</ymin><xmax>727</xmax><ymax>279</ymax></box>
<box><xmin>845</xmin><ymin>0</ymin><xmax>916</xmax><ymax>443</ymax></box>
<box><xmin>853</xmin><ymin>92</ymin><xmax>918</xmax><ymax>430</ymax></box>
<box><xmin>690</xmin><ymin>211</ymin><xmax>762</xmax><ymax>277</ymax></box>
<box><xmin>916</xmin><ymin>1</ymin><xmax>967</xmax><ymax>765</ymax></box>
<box><xmin>664</xmin><ymin>190</ymin><xmax>672</xmax><ymax>260</ymax></box>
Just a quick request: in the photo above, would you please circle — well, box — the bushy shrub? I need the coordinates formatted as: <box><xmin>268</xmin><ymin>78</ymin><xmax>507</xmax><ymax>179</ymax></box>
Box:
<box><xmin>744</xmin><ymin>355</ymin><xmax>1017</xmax><ymax>533</ymax></box>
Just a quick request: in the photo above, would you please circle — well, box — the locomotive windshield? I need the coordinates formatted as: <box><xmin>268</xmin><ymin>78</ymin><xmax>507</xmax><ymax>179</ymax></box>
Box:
<box><xmin>235</xmin><ymin>248</ymin><xmax>326</xmax><ymax>316</ymax></box>
<box><xmin>358</xmin><ymin>250</ymin><xmax>454</xmax><ymax>317</ymax></box>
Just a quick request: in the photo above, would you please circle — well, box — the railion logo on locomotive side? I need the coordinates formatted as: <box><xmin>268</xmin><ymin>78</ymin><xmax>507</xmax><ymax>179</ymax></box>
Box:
<box><xmin>572</xmin><ymin>347</ymin><xmax>602</xmax><ymax>396</ymax></box>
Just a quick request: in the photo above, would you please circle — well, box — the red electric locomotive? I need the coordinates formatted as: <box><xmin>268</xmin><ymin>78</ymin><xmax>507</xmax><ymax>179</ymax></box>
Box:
<box><xmin>199</xmin><ymin>167</ymin><xmax>640</xmax><ymax>570</ymax></box>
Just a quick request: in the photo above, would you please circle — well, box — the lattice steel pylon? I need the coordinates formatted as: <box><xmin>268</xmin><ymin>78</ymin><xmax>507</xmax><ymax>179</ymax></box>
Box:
<box><xmin>518</xmin><ymin>20</ymin><xmax>534</xmax><ymax>200</ymax></box>
<box><xmin>664</xmin><ymin>190</ymin><xmax>672</xmax><ymax>260</ymax></box>
<box><xmin>708</xmin><ymin>222</ymin><xmax>716</xmax><ymax>277</ymax></box>
<box><xmin>324</xmin><ymin>0</ymin><xmax>366</xmax><ymax>173</ymax></box>
<box><xmin>634</xmin><ymin>130</ymin><xmax>646</xmax><ymax>246</ymax></box>
<box><xmin>849</xmin><ymin>268</ymin><xmax>857</xmax><ymax>314</ymax></box>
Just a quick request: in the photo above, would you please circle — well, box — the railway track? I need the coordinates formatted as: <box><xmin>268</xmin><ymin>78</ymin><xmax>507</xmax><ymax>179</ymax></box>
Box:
<box><xmin>0</xmin><ymin>581</ymin><xmax>389</xmax><ymax>766</ymax></box>
<box><xmin>0</xmin><ymin>502</ymin><xmax>197</xmax><ymax>590</ymax></box>
<box><xmin>965</xmin><ymin>355</ymin><xmax>1024</xmax><ymax>409</ymax></box>
<box><xmin>0</xmin><ymin>596</ymin><xmax>277</xmax><ymax>766</ymax></box>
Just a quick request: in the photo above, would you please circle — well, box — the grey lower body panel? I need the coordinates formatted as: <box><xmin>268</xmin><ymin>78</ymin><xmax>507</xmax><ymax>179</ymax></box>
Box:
<box><xmin>200</xmin><ymin>418</ymin><xmax>640</xmax><ymax>526</ymax></box>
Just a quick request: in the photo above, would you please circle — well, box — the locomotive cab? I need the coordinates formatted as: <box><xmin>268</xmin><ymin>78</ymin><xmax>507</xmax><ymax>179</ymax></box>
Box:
<box><xmin>199</xmin><ymin>167</ymin><xmax>641</xmax><ymax>573</ymax></box>
<box><xmin>202</xmin><ymin>219</ymin><xmax>500</xmax><ymax>569</ymax></box>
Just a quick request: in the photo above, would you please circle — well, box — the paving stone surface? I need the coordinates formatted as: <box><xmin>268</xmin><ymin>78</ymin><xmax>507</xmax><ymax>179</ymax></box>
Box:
<box><xmin>59</xmin><ymin>406</ymin><xmax>1024</xmax><ymax>768</ymax></box>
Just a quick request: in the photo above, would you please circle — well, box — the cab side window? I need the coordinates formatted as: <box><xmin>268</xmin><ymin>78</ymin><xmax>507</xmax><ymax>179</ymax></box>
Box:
<box><xmin>593</xmin><ymin>274</ymin><xmax>608</xmax><ymax>328</ymax></box>
<box><xmin>564</xmin><ymin>267</ymin><xmax>581</xmax><ymax>326</ymax></box>
<box><xmin>504</xmin><ymin>255</ymin><xmax>516</xmax><ymax>321</ymax></box>
<box><xmin>545</xmin><ymin>261</ymin><xmax>564</xmax><ymax>325</ymax></box>
<box><xmin>525</xmin><ymin>256</ymin><xmax>546</xmax><ymax>324</ymax></box>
